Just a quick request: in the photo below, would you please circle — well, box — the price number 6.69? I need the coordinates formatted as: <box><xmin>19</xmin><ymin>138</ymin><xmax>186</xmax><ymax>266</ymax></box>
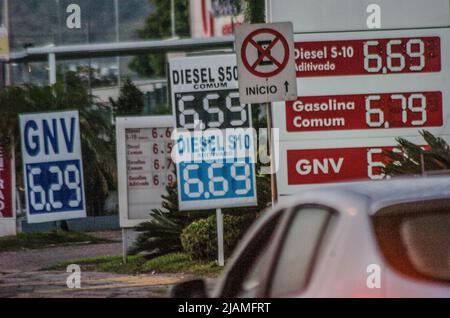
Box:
<box><xmin>181</xmin><ymin>161</ymin><xmax>253</xmax><ymax>200</ymax></box>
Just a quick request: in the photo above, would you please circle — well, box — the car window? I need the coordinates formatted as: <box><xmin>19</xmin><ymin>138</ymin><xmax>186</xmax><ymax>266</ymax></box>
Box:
<box><xmin>221</xmin><ymin>211</ymin><xmax>282</xmax><ymax>298</ymax></box>
<box><xmin>373</xmin><ymin>199</ymin><xmax>450</xmax><ymax>282</ymax></box>
<box><xmin>237</xmin><ymin>237</ymin><xmax>273</xmax><ymax>298</ymax></box>
<box><xmin>269</xmin><ymin>207</ymin><xmax>334</xmax><ymax>297</ymax></box>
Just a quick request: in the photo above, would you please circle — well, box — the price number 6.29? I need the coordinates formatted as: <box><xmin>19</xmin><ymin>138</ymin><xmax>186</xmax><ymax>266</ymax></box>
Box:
<box><xmin>28</xmin><ymin>163</ymin><xmax>82</xmax><ymax>212</ymax></box>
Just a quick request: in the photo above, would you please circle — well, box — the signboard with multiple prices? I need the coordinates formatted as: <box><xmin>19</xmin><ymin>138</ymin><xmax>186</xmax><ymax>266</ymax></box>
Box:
<box><xmin>19</xmin><ymin>111</ymin><xmax>86</xmax><ymax>223</ymax></box>
<box><xmin>272</xmin><ymin>28</ymin><xmax>450</xmax><ymax>195</ymax></box>
<box><xmin>116</xmin><ymin>116</ymin><xmax>175</xmax><ymax>228</ymax></box>
<box><xmin>169</xmin><ymin>54</ymin><xmax>257</xmax><ymax>211</ymax></box>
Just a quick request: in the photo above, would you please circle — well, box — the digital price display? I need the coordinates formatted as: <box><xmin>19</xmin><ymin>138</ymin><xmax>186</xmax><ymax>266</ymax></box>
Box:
<box><xmin>20</xmin><ymin>111</ymin><xmax>86</xmax><ymax>224</ymax></box>
<box><xmin>285</xmin><ymin>91</ymin><xmax>443</xmax><ymax>132</ymax></box>
<box><xmin>116</xmin><ymin>116</ymin><xmax>175</xmax><ymax>228</ymax></box>
<box><xmin>170</xmin><ymin>54</ymin><xmax>257</xmax><ymax>211</ymax></box>
<box><xmin>178</xmin><ymin>158</ymin><xmax>255</xmax><ymax>202</ymax></box>
<box><xmin>25</xmin><ymin>160</ymin><xmax>83</xmax><ymax>214</ymax></box>
<box><xmin>295</xmin><ymin>36</ymin><xmax>441</xmax><ymax>77</ymax></box>
<box><xmin>173</xmin><ymin>90</ymin><xmax>250</xmax><ymax>130</ymax></box>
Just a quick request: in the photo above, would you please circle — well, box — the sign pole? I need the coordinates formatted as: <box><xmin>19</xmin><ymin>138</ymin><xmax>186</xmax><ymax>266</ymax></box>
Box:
<box><xmin>11</xmin><ymin>137</ymin><xmax>17</xmax><ymax>235</ymax></box>
<box><xmin>216</xmin><ymin>208</ymin><xmax>224</xmax><ymax>267</ymax></box>
<box><xmin>266</xmin><ymin>102</ymin><xmax>277</xmax><ymax>205</ymax></box>
<box><xmin>122</xmin><ymin>228</ymin><xmax>128</xmax><ymax>264</ymax></box>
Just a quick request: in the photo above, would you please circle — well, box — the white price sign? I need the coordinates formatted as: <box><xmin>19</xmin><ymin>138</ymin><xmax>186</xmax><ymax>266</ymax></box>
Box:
<box><xmin>116</xmin><ymin>116</ymin><xmax>175</xmax><ymax>228</ymax></box>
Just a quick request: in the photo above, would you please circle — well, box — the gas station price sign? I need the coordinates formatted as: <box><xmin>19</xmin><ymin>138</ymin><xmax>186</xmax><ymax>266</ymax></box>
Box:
<box><xmin>295</xmin><ymin>36</ymin><xmax>441</xmax><ymax>77</ymax></box>
<box><xmin>273</xmin><ymin>28</ymin><xmax>450</xmax><ymax>196</ymax></box>
<box><xmin>116</xmin><ymin>116</ymin><xmax>175</xmax><ymax>228</ymax></box>
<box><xmin>274</xmin><ymin>28</ymin><xmax>450</xmax><ymax>141</ymax></box>
<box><xmin>285</xmin><ymin>91</ymin><xmax>443</xmax><ymax>132</ymax></box>
<box><xmin>169</xmin><ymin>54</ymin><xmax>257</xmax><ymax>211</ymax></box>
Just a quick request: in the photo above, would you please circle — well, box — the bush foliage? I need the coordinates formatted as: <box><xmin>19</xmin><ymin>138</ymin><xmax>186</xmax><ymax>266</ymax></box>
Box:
<box><xmin>181</xmin><ymin>213</ymin><xmax>255</xmax><ymax>260</ymax></box>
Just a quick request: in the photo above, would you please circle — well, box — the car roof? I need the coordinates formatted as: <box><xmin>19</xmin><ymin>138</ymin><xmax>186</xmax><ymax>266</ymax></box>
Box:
<box><xmin>277</xmin><ymin>175</ymin><xmax>450</xmax><ymax>215</ymax></box>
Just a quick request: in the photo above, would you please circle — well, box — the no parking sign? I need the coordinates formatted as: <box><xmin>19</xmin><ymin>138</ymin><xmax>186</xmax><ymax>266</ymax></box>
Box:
<box><xmin>20</xmin><ymin>111</ymin><xmax>86</xmax><ymax>224</ymax></box>
<box><xmin>235</xmin><ymin>22</ymin><xmax>297</xmax><ymax>104</ymax></box>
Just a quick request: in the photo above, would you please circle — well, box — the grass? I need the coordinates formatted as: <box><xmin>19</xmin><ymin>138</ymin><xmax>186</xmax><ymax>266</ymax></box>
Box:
<box><xmin>0</xmin><ymin>231</ymin><xmax>112</xmax><ymax>252</ymax></box>
<box><xmin>44</xmin><ymin>253</ymin><xmax>223</xmax><ymax>277</ymax></box>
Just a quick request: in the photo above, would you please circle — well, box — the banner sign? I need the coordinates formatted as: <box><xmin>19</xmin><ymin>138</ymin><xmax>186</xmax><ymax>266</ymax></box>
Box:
<box><xmin>20</xmin><ymin>111</ymin><xmax>86</xmax><ymax>223</ymax></box>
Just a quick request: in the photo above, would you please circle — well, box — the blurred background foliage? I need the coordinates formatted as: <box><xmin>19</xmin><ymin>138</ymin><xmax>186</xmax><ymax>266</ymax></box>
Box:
<box><xmin>383</xmin><ymin>130</ymin><xmax>450</xmax><ymax>176</ymax></box>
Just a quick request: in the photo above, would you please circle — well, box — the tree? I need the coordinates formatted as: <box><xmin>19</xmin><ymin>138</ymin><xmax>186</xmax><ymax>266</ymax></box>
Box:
<box><xmin>110</xmin><ymin>78</ymin><xmax>145</xmax><ymax>116</ymax></box>
<box><xmin>0</xmin><ymin>75</ymin><xmax>116</xmax><ymax>216</ymax></box>
<box><xmin>243</xmin><ymin>0</ymin><xmax>265</xmax><ymax>23</ymax></box>
<box><xmin>129</xmin><ymin>0</ymin><xmax>191</xmax><ymax>77</ymax></box>
<box><xmin>382</xmin><ymin>130</ymin><xmax>450</xmax><ymax>176</ymax></box>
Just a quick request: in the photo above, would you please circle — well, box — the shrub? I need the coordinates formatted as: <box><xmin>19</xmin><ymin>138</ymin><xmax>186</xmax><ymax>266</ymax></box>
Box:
<box><xmin>130</xmin><ymin>184</ymin><xmax>211</xmax><ymax>258</ymax></box>
<box><xmin>181</xmin><ymin>213</ymin><xmax>255</xmax><ymax>260</ymax></box>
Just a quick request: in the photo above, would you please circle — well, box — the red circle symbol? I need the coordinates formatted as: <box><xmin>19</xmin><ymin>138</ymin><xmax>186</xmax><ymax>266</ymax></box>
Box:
<box><xmin>241</xmin><ymin>28</ymin><xmax>290</xmax><ymax>78</ymax></box>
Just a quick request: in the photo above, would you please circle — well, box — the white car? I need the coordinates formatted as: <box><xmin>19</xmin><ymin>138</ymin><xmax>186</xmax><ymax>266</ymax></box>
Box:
<box><xmin>173</xmin><ymin>176</ymin><xmax>450</xmax><ymax>298</ymax></box>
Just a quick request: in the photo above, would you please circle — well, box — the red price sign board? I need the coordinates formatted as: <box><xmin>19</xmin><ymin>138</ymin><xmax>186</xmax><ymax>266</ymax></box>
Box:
<box><xmin>0</xmin><ymin>144</ymin><xmax>13</xmax><ymax>218</ymax></box>
<box><xmin>274</xmin><ymin>28</ymin><xmax>450</xmax><ymax>197</ymax></box>
<box><xmin>287</xmin><ymin>146</ymin><xmax>394</xmax><ymax>186</ymax></box>
<box><xmin>295</xmin><ymin>36</ymin><xmax>441</xmax><ymax>77</ymax></box>
<box><xmin>285</xmin><ymin>91</ymin><xmax>443</xmax><ymax>132</ymax></box>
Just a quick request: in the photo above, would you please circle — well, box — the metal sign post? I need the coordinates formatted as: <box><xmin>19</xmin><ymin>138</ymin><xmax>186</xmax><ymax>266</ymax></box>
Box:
<box><xmin>216</xmin><ymin>208</ymin><xmax>224</xmax><ymax>267</ymax></box>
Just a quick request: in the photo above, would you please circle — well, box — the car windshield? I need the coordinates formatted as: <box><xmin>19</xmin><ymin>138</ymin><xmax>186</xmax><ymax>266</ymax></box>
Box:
<box><xmin>373</xmin><ymin>200</ymin><xmax>450</xmax><ymax>282</ymax></box>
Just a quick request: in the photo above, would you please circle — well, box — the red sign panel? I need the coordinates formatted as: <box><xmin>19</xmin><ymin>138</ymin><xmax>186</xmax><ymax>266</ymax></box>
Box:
<box><xmin>287</xmin><ymin>146</ymin><xmax>397</xmax><ymax>186</ymax></box>
<box><xmin>295</xmin><ymin>36</ymin><xmax>441</xmax><ymax>77</ymax></box>
<box><xmin>0</xmin><ymin>144</ymin><xmax>13</xmax><ymax>218</ymax></box>
<box><xmin>285</xmin><ymin>91</ymin><xmax>443</xmax><ymax>132</ymax></box>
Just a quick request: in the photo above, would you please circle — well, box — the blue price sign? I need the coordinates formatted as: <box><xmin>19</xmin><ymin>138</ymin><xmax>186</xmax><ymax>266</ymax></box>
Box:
<box><xmin>20</xmin><ymin>111</ymin><xmax>86</xmax><ymax>223</ymax></box>
<box><xmin>178</xmin><ymin>158</ymin><xmax>256</xmax><ymax>209</ymax></box>
<box><xmin>170</xmin><ymin>54</ymin><xmax>257</xmax><ymax>210</ymax></box>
